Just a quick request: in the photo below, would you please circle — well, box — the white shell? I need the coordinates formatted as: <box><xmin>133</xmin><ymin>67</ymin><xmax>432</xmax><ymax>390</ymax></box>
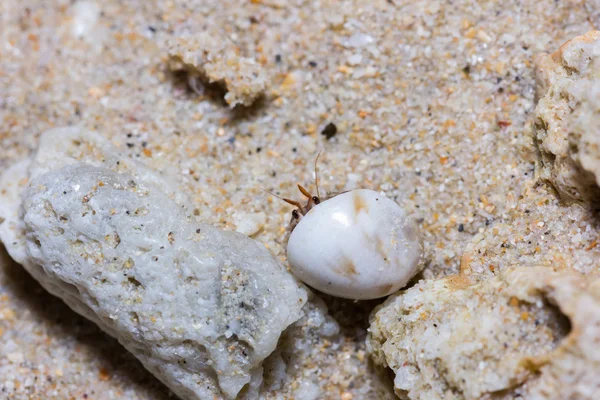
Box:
<box><xmin>287</xmin><ymin>189</ymin><xmax>421</xmax><ymax>300</ymax></box>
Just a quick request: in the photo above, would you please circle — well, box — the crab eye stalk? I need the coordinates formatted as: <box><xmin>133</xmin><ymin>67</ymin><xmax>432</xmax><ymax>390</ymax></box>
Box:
<box><xmin>312</xmin><ymin>196</ymin><xmax>320</xmax><ymax>205</ymax></box>
<box><xmin>292</xmin><ymin>209</ymin><xmax>300</xmax><ymax>219</ymax></box>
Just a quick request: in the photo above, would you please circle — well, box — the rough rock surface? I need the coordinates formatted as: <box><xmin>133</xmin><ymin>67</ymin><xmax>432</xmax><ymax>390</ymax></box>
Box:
<box><xmin>368</xmin><ymin>267</ymin><xmax>600</xmax><ymax>400</ymax></box>
<box><xmin>3</xmin><ymin>0</ymin><xmax>600</xmax><ymax>398</ymax></box>
<box><xmin>166</xmin><ymin>33</ymin><xmax>268</xmax><ymax>108</ymax></box>
<box><xmin>534</xmin><ymin>31</ymin><xmax>600</xmax><ymax>204</ymax></box>
<box><xmin>0</xmin><ymin>128</ymin><xmax>308</xmax><ymax>400</ymax></box>
<box><xmin>261</xmin><ymin>293</ymin><xmax>395</xmax><ymax>400</ymax></box>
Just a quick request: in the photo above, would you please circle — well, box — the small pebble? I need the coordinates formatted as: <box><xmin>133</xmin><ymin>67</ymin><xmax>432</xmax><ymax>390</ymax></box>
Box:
<box><xmin>321</xmin><ymin>122</ymin><xmax>338</xmax><ymax>139</ymax></box>
<box><xmin>233</xmin><ymin>211</ymin><xmax>267</xmax><ymax>237</ymax></box>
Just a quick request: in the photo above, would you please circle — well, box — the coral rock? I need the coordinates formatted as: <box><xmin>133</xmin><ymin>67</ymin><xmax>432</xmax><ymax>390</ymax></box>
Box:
<box><xmin>0</xmin><ymin>128</ymin><xmax>307</xmax><ymax>400</ymax></box>
<box><xmin>534</xmin><ymin>30</ymin><xmax>600</xmax><ymax>203</ymax></box>
<box><xmin>367</xmin><ymin>267</ymin><xmax>600</xmax><ymax>400</ymax></box>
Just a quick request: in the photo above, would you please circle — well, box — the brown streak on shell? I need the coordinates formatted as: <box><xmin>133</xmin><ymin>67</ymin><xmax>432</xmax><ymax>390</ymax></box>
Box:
<box><xmin>377</xmin><ymin>283</ymin><xmax>394</xmax><ymax>295</ymax></box>
<box><xmin>405</xmin><ymin>224</ymin><xmax>417</xmax><ymax>243</ymax></box>
<box><xmin>353</xmin><ymin>191</ymin><xmax>369</xmax><ymax>217</ymax></box>
<box><xmin>374</xmin><ymin>235</ymin><xmax>389</xmax><ymax>263</ymax></box>
<box><xmin>334</xmin><ymin>256</ymin><xmax>358</xmax><ymax>278</ymax></box>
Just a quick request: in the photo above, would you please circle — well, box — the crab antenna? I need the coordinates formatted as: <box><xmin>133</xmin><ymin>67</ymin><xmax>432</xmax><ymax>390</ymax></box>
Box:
<box><xmin>262</xmin><ymin>188</ymin><xmax>285</xmax><ymax>201</ymax></box>
<box><xmin>283</xmin><ymin>197</ymin><xmax>301</xmax><ymax>207</ymax></box>
<box><xmin>284</xmin><ymin>198</ymin><xmax>306</xmax><ymax>214</ymax></box>
<box><xmin>297</xmin><ymin>184</ymin><xmax>312</xmax><ymax>199</ymax></box>
<box><xmin>314</xmin><ymin>151</ymin><xmax>321</xmax><ymax>199</ymax></box>
<box><xmin>262</xmin><ymin>189</ymin><xmax>305</xmax><ymax>213</ymax></box>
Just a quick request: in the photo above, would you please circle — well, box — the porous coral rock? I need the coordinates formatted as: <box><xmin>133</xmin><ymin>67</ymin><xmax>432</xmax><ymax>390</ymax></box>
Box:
<box><xmin>367</xmin><ymin>267</ymin><xmax>600</xmax><ymax>400</ymax></box>
<box><xmin>534</xmin><ymin>31</ymin><xmax>600</xmax><ymax>203</ymax></box>
<box><xmin>166</xmin><ymin>33</ymin><xmax>268</xmax><ymax>108</ymax></box>
<box><xmin>0</xmin><ymin>127</ymin><xmax>307</xmax><ymax>400</ymax></box>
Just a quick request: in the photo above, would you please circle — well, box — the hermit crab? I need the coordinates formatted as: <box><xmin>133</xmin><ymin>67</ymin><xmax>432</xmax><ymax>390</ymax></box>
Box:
<box><xmin>277</xmin><ymin>158</ymin><xmax>422</xmax><ymax>300</ymax></box>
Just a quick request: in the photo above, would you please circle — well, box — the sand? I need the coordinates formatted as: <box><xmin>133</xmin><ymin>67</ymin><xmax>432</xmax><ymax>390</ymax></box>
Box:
<box><xmin>1</xmin><ymin>0</ymin><xmax>599</xmax><ymax>398</ymax></box>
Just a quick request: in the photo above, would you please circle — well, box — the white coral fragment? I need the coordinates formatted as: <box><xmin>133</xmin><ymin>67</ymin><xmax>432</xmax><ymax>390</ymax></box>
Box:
<box><xmin>367</xmin><ymin>267</ymin><xmax>600</xmax><ymax>400</ymax></box>
<box><xmin>166</xmin><ymin>33</ymin><xmax>268</xmax><ymax>108</ymax></box>
<box><xmin>534</xmin><ymin>30</ymin><xmax>600</xmax><ymax>203</ymax></box>
<box><xmin>0</xmin><ymin>128</ymin><xmax>307</xmax><ymax>400</ymax></box>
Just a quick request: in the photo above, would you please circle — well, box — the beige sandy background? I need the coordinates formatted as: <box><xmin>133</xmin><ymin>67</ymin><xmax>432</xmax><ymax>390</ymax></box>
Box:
<box><xmin>1</xmin><ymin>0</ymin><xmax>599</xmax><ymax>398</ymax></box>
